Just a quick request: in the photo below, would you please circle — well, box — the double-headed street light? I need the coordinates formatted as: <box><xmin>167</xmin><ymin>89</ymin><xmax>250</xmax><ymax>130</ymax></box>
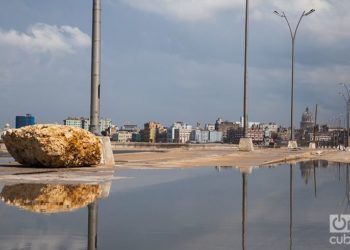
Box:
<box><xmin>274</xmin><ymin>9</ymin><xmax>315</xmax><ymax>144</ymax></box>
<box><xmin>339</xmin><ymin>83</ymin><xmax>350</xmax><ymax>147</ymax></box>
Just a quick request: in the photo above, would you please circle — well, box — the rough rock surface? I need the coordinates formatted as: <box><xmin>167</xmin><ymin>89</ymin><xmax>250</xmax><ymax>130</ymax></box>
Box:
<box><xmin>2</xmin><ymin>124</ymin><xmax>102</xmax><ymax>167</ymax></box>
<box><xmin>0</xmin><ymin>183</ymin><xmax>110</xmax><ymax>213</ymax></box>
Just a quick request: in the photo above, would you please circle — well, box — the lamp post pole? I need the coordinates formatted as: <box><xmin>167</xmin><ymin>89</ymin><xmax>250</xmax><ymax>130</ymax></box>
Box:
<box><xmin>90</xmin><ymin>0</ymin><xmax>102</xmax><ymax>135</ymax></box>
<box><xmin>243</xmin><ymin>0</ymin><xmax>249</xmax><ymax>138</ymax></box>
<box><xmin>274</xmin><ymin>9</ymin><xmax>315</xmax><ymax>142</ymax></box>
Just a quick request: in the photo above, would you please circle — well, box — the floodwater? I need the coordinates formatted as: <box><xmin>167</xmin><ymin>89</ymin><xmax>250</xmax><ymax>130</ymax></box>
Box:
<box><xmin>0</xmin><ymin>161</ymin><xmax>349</xmax><ymax>250</ymax></box>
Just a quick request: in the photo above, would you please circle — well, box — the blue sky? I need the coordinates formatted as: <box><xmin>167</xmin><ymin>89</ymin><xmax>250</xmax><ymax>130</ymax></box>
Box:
<box><xmin>0</xmin><ymin>0</ymin><xmax>349</xmax><ymax>128</ymax></box>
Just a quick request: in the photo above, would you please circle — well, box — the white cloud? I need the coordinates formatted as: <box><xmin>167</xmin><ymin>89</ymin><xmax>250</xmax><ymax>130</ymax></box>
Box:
<box><xmin>120</xmin><ymin>0</ymin><xmax>333</xmax><ymax>21</ymax></box>
<box><xmin>120</xmin><ymin>0</ymin><xmax>242</xmax><ymax>21</ymax></box>
<box><xmin>0</xmin><ymin>23</ymin><xmax>90</xmax><ymax>54</ymax></box>
<box><xmin>120</xmin><ymin>0</ymin><xmax>350</xmax><ymax>44</ymax></box>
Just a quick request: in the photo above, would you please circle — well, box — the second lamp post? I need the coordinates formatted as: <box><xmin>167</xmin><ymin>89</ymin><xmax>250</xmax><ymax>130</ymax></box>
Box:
<box><xmin>274</xmin><ymin>9</ymin><xmax>315</xmax><ymax>145</ymax></box>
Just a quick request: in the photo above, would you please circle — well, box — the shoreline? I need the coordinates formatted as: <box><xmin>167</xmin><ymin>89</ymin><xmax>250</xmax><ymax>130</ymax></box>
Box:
<box><xmin>1</xmin><ymin>146</ymin><xmax>349</xmax><ymax>172</ymax></box>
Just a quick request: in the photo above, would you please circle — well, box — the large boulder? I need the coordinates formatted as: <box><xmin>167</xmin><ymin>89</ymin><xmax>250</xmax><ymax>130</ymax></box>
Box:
<box><xmin>2</xmin><ymin>124</ymin><xmax>102</xmax><ymax>167</ymax></box>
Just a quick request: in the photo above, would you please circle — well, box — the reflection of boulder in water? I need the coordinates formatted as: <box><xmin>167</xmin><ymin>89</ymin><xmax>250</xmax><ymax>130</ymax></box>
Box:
<box><xmin>0</xmin><ymin>183</ymin><xmax>110</xmax><ymax>213</ymax></box>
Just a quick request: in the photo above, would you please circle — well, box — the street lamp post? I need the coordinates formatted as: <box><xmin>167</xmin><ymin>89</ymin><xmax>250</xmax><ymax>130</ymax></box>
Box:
<box><xmin>274</xmin><ymin>9</ymin><xmax>315</xmax><ymax>147</ymax></box>
<box><xmin>339</xmin><ymin>83</ymin><xmax>350</xmax><ymax>147</ymax></box>
<box><xmin>90</xmin><ymin>0</ymin><xmax>102</xmax><ymax>135</ymax></box>
<box><xmin>243</xmin><ymin>0</ymin><xmax>249</xmax><ymax>138</ymax></box>
<box><xmin>238</xmin><ymin>0</ymin><xmax>254</xmax><ymax>151</ymax></box>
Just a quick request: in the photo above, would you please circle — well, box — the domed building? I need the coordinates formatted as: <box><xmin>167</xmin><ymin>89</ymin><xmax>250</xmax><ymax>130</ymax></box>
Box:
<box><xmin>300</xmin><ymin>107</ymin><xmax>314</xmax><ymax>130</ymax></box>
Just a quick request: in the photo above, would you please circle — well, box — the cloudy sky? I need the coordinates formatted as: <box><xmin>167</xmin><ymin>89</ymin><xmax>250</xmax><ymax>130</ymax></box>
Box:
<box><xmin>0</xmin><ymin>0</ymin><xmax>349</xmax><ymax>128</ymax></box>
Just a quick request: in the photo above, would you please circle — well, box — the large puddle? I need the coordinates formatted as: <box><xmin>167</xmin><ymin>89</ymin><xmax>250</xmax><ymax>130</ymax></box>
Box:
<box><xmin>0</xmin><ymin>161</ymin><xmax>349</xmax><ymax>249</ymax></box>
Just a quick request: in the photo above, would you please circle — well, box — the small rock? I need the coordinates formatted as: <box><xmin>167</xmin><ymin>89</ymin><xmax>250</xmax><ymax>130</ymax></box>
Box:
<box><xmin>1</xmin><ymin>124</ymin><xmax>102</xmax><ymax>167</ymax></box>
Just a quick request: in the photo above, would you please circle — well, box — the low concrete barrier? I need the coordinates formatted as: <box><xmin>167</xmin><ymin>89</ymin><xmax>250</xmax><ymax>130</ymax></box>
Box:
<box><xmin>110</xmin><ymin>142</ymin><xmax>237</xmax><ymax>151</ymax></box>
<box><xmin>0</xmin><ymin>141</ymin><xmax>238</xmax><ymax>153</ymax></box>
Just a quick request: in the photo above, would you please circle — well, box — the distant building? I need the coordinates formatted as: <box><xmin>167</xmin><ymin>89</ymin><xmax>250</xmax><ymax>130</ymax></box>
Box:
<box><xmin>104</xmin><ymin>125</ymin><xmax>118</xmax><ymax>137</ymax></box>
<box><xmin>4</xmin><ymin>123</ymin><xmax>10</xmax><ymax>131</ymax></box>
<box><xmin>215</xmin><ymin>118</ymin><xmax>240</xmax><ymax>143</ymax></box>
<box><xmin>112</xmin><ymin>131</ymin><xmax>133</xmax><ymax>143</ymax></box>
<box><xmin>300</xmin><ymin>107</ymin><xmax>314</xmax><ymax>130</ymax></box>
<box><xmin>63</xmin><ymin>117</ymin><xmax>113</xmax><ymax>133</ymax></box>
<box><xmin>167</xmin><ymin>122</ymin><xmax>192</xmax><ymax>143</ymax></box>
<box><xmin>227</xmin><ymin>127</ymin><xmax>263</xmax><ymax>144</ymax></box>
<box><xmin>167</xmin><ymin>122</ymin><xmax>183</xmax><ymax>142</ymax></box>
<box><xmin>239</xmin><ymin>116</ymin><xmax>261</xmax><ymax>128</ymax></box>
<box><xmin>205</xmin><ymin>124</ymin><xmax>215</xmax><ymax>132</ymax></box>
<box><xmin>141</xmin><ymin>121</ymin><xmax>166</xmax><ymax>143</ymax></box>
<box><xmin>190</xmin><ymin>129</ymin><xmax>209</xmax><ymax>143</ymax></box>
<box><xmin>16</xmin><ymin>114</ymin><xmax>35</xmax><ymax>128</ymax></box>
<box><xmin>121</xmin><ymin>124</ymin><xmax>139</xmax><ymax>132</ymax></box>
<box><xmin>262</xmin><ymin>123</ymin><xmax>278</xmax><ymax>134</ymax></box>
<box><xmin>64</xmin><ymin>117</ymin><xmax>84</xmax><ymax>128</ymax></box>
<box><xmin>171</xmin><ymin>122</ymin><xmax>192</xmax><ymax>143</ymax></box>
<box><xmin>100</xmin><ymin>118</ymin><xmax>112</xmax><ymax>132</ymax></box>
<box><xmin>131</xmin><ymin>132</ymin><xmax>141</xmax><ymax>142</ymax></box>
<box><xmin>209</xmin><ymin>131</ymin><xmax>223</xmax><ymax>143</ymax></box>
<box><xmin>0</xmin><ymin>123</ymin><xmax>11</xmax><ymax>137</ymax></box>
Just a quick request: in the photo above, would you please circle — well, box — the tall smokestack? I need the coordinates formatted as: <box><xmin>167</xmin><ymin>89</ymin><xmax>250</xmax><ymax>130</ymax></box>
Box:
<box><xmin>90</xmin><ymin>0</ymin><xmax>101</xmax><ymax>135</ymax></box>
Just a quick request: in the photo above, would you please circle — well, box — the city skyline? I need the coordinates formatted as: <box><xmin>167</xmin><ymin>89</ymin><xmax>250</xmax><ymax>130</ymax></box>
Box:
<box><xmin>0</xmin><ymin>0</ymin><xmax>349</xmax><ymax>127</ymax></box>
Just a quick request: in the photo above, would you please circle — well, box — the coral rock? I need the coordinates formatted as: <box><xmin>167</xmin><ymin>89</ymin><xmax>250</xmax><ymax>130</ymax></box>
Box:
<box><xmin>2</xmin><ymin>124</ymin><xmax>102</xmax><ymax>167</ymax></box>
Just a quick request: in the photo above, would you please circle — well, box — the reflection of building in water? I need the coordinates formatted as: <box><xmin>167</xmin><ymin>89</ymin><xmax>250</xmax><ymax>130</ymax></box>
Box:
<box><xmin>299</xmin><ymin>161</ymin><xmax>328</xmax><ymax>184</ymax></box>
<box><xmin>0</xmin><ymin>183</ymin><xmax>111</xmax><ymax>213</ymax></box>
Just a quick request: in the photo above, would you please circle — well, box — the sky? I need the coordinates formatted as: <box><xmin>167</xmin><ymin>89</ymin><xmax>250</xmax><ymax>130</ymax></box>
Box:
<box><xmin>0</xmin><ymin>0</ymin><xmax>349</xmax><ymax>128</ymax></box>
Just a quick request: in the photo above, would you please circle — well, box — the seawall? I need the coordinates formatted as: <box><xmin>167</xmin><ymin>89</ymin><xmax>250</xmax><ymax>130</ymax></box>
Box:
<box><xmin>110</xmin><ymin>142</ymin><xmax>237</xmax><ymax>151</ymax></box>
<box><xmin>0</xmin><ymin>141</ymin><xmax>237</xmax><ymax>153</ymax></box>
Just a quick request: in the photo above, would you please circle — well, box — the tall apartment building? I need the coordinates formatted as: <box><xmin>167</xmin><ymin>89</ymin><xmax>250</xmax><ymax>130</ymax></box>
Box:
<box><xmin>15</xmin><ymin>114</ymin><xmax>36</xmax><ymax>128</ymax></box>
<box><xmin>141</xmin><ymin>121</ymin><xmax>166</xmax><ymax>143</ymax></box>
<box><xmin>172</xmin><ymin>122</ymin><xmax>192</xmax><ymax>143</ymax></box>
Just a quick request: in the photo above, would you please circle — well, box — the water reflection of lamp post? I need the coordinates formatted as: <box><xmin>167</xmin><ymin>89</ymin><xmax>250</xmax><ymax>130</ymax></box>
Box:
<box><xmin>289</xmin><ymin>164</ymin><xmax>293</xmax><ymax>250</ymax></box>
<box><xmin>274</xmin><ymin>9</ymin><xmax>315</xmax><ymax>148</ymax></box>
<box><xmin>346</xmin><ymin>164</ymin><xmax>349</xmax><ymax>208</ymax></box>
<box><xmin>88</xmin><ymin>202</ymin><xmax>98</xmax><ymax>250</ymax></box>
<box><xmin>242</xmin><ymin>172</ymin><xmax>247</xmax><ymax>250</ymax></box>
<box><xmin>239</xmin><ymin>167</ymin><xmax>253</xmax><ymax>250</ymax></box>
<box><xmin>313</xmin><ymin>161</ymin><xmax>317</xmax><ymax>199</ymax></box>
